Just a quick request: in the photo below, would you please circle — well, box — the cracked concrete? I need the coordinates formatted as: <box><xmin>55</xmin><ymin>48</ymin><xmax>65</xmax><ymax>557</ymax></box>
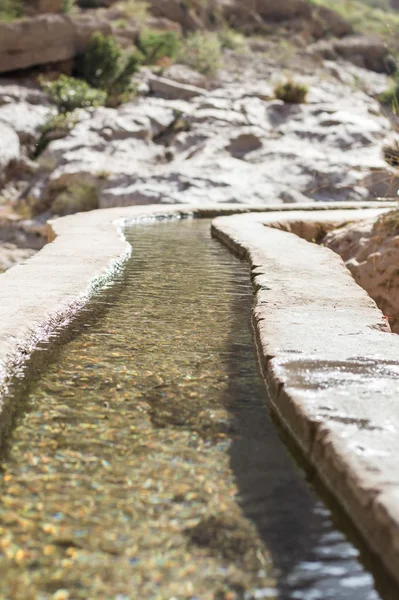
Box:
<box><xmin>1</xmin><ymin>201</ymin><xmax>399</xmax><ymax>584</ymax></box>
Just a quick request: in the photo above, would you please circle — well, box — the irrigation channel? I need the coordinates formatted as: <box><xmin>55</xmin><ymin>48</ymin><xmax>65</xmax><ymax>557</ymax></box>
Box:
<box><xmin>0</xmin><ymin>218</ymin><xmax>395</xmax><ymax>599</ymax></box>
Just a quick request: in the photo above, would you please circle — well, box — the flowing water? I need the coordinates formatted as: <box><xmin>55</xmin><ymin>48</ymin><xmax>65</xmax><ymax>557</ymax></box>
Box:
<box><xmin>0</xmin><ymin>219</ymin><xmax>394</xmax><ymax>599</ymax></box>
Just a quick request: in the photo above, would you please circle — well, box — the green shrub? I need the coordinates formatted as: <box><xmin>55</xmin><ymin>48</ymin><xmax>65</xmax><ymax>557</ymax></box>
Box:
<box><xmin>274</xmin><ymin>78</ymin><xmax>308</xmax><ymax>103</ymax></box>
<box><xmin>52</xmin><ymin>183</ymin><xmax>98</xmax><ymax>216</ymax></box>
<box><xmin>62</xmin><ymin>0</ymin><xmax>76</xmax><ymax>13</ymax></box>
<box><xmin>116</xmin><ymin>0</ymin><xmax>149</xmax><ymax>22</ymax></box>
<box><xmin>76</xmin><ymin>32</ymin><xmax>142</xmax><ymax>97</ymax></box>
<box><xmin>218</xmin><ymin>27</ymin><xmax>247</xmax><ymax>52</ymax></box>
<box><xmin>137</xmin><ymin>30</ymin><xmax>181</xmax><ymax>65</ymax></box>
<box><xmin>40</xmin><ymin>75</ymin><xmax>107</xmax><ymax>113</ymax></box>
<box><xmin>0</xmin><ymin>0</ymin><xmax>24</xmax><ymax>21</ymax></box>
<box><xmin>382</xmin><ymin>138</ymin><xmax>399</xmax><ymax>166</ymax></box>
<box><xmin>177</xmin><ymin>32</ymin><xmax>222</xmax><ymax>76</ymax></box>
<box><xmin>35</xmin><ymin>112</ymin><xmax>79</xmax><ymax>157</ymax></box>
<box><xmin>379</xmin><ymin>77</ymin><xmax>399</xmax><ymax>113</ymax></box>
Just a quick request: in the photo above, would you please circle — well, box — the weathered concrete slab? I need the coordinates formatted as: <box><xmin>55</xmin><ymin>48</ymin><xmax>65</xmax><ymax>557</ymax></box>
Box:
<box><xmin>0</xmin><ymin>200</ymin><xmax>398</xmax><ymax>583</ymax></box>
<box><xmin>211</xmin><ymin>209</ymin><xmax>399</xmax><ymax>586</ymax></box>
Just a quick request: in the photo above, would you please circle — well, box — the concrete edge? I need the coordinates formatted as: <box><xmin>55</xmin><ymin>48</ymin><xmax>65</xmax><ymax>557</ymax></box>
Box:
<box><xmin>0</xmin><ymin>200</ymin><xmax>398</xmax><ymax>581</ymax></box>
<box><xmin>211</xmin><ymin>209</ymin><xmax>399</xmax><ymax>586</ymax></box>
<box><xmin>2</xmin><ymin>200</ymin><xmax>393</xmax><ymax>395</ymax></box>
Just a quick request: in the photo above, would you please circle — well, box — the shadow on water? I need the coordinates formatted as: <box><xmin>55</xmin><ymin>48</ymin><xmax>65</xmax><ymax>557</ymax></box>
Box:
<box><xmin>0</xmin><ymin>217</ymin><xmax>396</xmax><ymax>599</ymax></box>
<box><xmin>222</xmin><ymin>255</ymin><xmax>398</xmax><ymax>600</ymax></box>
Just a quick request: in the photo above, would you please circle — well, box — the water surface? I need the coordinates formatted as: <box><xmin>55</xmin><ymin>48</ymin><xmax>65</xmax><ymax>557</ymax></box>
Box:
<box><xmin>0</xmin><ymin>219</ymin><xmax>392</xmax><ymax>599</ymax></box>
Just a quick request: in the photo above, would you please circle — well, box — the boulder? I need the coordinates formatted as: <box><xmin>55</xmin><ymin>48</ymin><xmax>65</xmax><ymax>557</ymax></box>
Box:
<box><xmin>25</xmin><ymin>0</ymin><xmax>64</xmax><ymax>14</ymax></box>
<box><xmin>334</xmin><ymin>35</ymin><xmax>392</xmax><ymax>73</ymax></box>
<box><xmin>255</xmin><ymin>0</ymin><xmax>311</xmax><ymax>20</ymax></box>
<box><xmin>149</xmin><ymin>75</ymin><xmax>206</xmax><ymax>100</ymax></box>
<box><xmin>163</xmin><ymin>64</ymin><xmax>207</xmax><ymax>88</ymax></box>
<box><xmin>310</xmin><ymin>35</ymin><xmax>393</xmax><ymax>73</ymax></box>
<box><xmin>147</xmin><ymin>0</ymin><xmax>203</xmax><ymax>30</ymax></box>
<box><xmin>0</xmin><ymin>103</ymin><xmax>52</xmax><ymax>147</ymax></box>
<box><xmin>220</xmin><ymin>0</ymin><xmax>310</xmax><ymax>29</ymax></box>
<box><xmin>312</xmin><ymin>5</ymin><xmax>353</xmax><ymax>38</ymax></box>
<box><xmin>0</xmin><ymin>14</ymin><xmax>112</xmax><ymax>74</ymax></box>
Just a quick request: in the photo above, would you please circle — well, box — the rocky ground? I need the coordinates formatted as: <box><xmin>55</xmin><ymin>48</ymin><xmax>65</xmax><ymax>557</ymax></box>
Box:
<box><xmin>0</xmin><ymin>0</ymin><xmax>399</xmax><ymax>273</ymax></box>
<box><xmin>324</xmin><ymin>210</ymin><xmax>399</xmax><ymax>333</ymax></box>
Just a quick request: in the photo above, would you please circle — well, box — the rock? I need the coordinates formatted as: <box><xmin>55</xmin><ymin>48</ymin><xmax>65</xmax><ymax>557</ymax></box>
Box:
<box><xmin>334</xmin><ymin>35</ymin><xmax>392</xmax><ymax>73</ymax></box>
<box><xmin>147</xmin><ymin>0</ymin><xmax>203</xmax><ymax>31</ymax></box>
<box><xmin>0</xmin><ymin>80</ymin><xmax>53</xmax><ymax>155</ymax></box>
<box><xmin>313</xmin><ymin>35</ymin><xmax>393</xmax><ymax>73</ymax></box>
<box><xmin>0</xmin><ymin>103</ymin><xmax>52</xmax><ymax>146</ymax></box>
<box><xmin>220</xmin><ymin>0</ymin><xmax>311</xmax><ymax>31</ymax></box>
<box><xmin>0</xmin><ymin>123</ymin><xmax>20</xmax><ymax>183</ymax></box>
<box><xmin>0</xmin><ymin>80</ymin><xmax>50</xmax><ymax>106</ymax></box>
<box><xmin>146</xmin><ymin>16</ymin><xmax>182</xmax><ymax>33</ymax></box>
<box><xmin>255</xmin><ymin>0</ymin><xmax>311</xmax><ymax>20</ymax></box>
<box><xmin>324</xmin><ymin>61</ymin><xmax>390</xmax><ymax>96</ymax></box>
<box><xmin>163</xmin><ymin>64</ymin><xmax>207</xmax><ymax>88</ymax></box>
<box><xmin>149</xmin><ymin>75</ymin><xmax>206</xmax><ymax>100</ymax></box>
<box><xmin>311</xmin><ymin>5</ymin><xmax>352</xmax><ymax>38</ymax></box>
<box><xmin>0</xmin><ymin>244</ymin><xmax>36</xmax><ymax>273</ymax></box>
<box><xmin>32</xmin><ymin>72</ymin><xmax>393</xmax><ymax>209</ymax></box>
<box><xmin>323</xmin><ymin>213</ymin><xmax>399</xmax><ymax>333</ymax></box>
<box><xmin>0</xmin><ymin>14</ymin><xmax>112</xmax><ymax>74</ymax></box>
<box><xmin>226</xmin><ymin>131</ymin><xmax>263</xmax><ymax>158</ymax></box>
<box><xmin>25</xmin><ymin>0</ymin><xmax>64</xmax><ymax>14</ymax></box>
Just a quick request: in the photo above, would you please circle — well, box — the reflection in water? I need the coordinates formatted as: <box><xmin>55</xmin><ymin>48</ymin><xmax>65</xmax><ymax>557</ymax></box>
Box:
<box><xmin>0</xmin><ymin>219</ymin><xmax>391</xmax><ymax>599</ymax></box>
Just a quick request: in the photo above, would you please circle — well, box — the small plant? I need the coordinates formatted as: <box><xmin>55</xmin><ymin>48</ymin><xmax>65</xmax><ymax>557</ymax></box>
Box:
<box><xmin>379</xmin><ymin>76</ymin><xmax>399</xmax><ymax>113</ymax></box>
<box><xmin>40</xmin><ymin>75</ymin><xmax>107</xmax><ymax>113</ymax></box>
<box><xmin>177</xmin><ymin>32</ymin><xmax>222</xmax><ymax>76</ymax></box>
<box><xmin>137</xmin><ymin>30</ymin><xmax>181</xmax><ymax>65</ymax></box>
<box><xmin>115</xmin><ymin>0</ymin><xmax>149</xmax><ymax>22</ymax></box>
<box><xmin>62</xmin><ymin>0</ymin><xmax>76</xmax><ymax>13</ymax></box>
<box><xmin>218</xmin><ymin>27</ymin><xmax>247</xmax><ymax>52</ymax></box>
<box><xmin>35</xmin><ymin>112</ymin><xmax>80</xmax><ymax>157</ymax></box>
<box><xmin>383</xmin><ymin>138</ymin><xmax>399</xmax><ymax>166</ymax></box>
<box><xmin>274</xmin><ymin>78</ymin><xmax>308</xmax><ymax>103</ymax></box>
<box><xmin>52</xmin><ymin>182</ymin><xmax>98</xmax><ymax>216</ymax></box>
<box><xmin>76</xmin><ymin>33</ymin><xmax>142</xmax><ymax>99</ymax></box>
<box><xmin>0</xmin><ymin>0</ymin><xmax>24</xmax><ymax>21</ymax></box>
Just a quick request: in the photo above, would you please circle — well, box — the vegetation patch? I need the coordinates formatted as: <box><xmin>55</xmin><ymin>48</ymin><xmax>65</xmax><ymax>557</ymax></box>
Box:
<box><xmin>379</xmin><ymin>75</ymin><xmax>399</xmax><ymax>113</ymax></box>
<box><xmin>383</xmin><ymin>138</ymin><xmax>399</xmax><ymax>166</ymax></box>
<box><xmin>0</xmin><ymin>0</ymin><xmax>25</xmax><ymax>21</ymax></box>
<box><xmin>35</xmin><ymin>111</ymin><xmax>80</xmax><ymax>157</ymax></box>
<box><xmin>76</xmin><ymin>32</ymin><xmax>142</xmax><ymax>104</ymax></box>
<box><xmin>177</xmin><ymin>32</ymin><xmax>222</xmax><ymax>76</ymax></box>
<box><xmin>375</xmin><ymin>209</ymin><xmax>399</xmax><ymax>234</ymax></box>
<box><xmin>310</xmin><ymin>0</ymin><xmax>399</xmax><ymax>51</ymax></box>
<box><xmin>218</xmin><ymin>27</ymin><xmax>248</xmax><ymax>52</ymax></box>
<box><xmin>137</xmin><ymin>29</ymin><xmax>181</xmax><ymax>65</ymax></box>
<box><xmin>114</xmin><ymin>0</ymin><xmax>149</xmax><ymax>22</ymax></box>
<box><xmin>0</xmin><ymin>0</ymin><xmax>76</xmax><ymax>20</ymax></box>
<box><xmin>274</xmin><ymin>78</ymin><xmax>308</xmax><ymax>103</ymax></box>
<box><xmin>52</xmin><ymin>182</ymin><xmax>99</xmax><ymax>215</ymax></box>
<box><xmin>40</xmin><ymin>75</ymin><xmax>106</xmax><ymax>113</ymax></box>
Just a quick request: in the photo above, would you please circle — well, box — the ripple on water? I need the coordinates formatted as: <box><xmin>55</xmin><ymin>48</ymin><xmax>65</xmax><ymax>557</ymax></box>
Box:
<box><xmin>0</xmin><ymin>219</ymin><xmax>393</xmax><ymax>599</ymax></box>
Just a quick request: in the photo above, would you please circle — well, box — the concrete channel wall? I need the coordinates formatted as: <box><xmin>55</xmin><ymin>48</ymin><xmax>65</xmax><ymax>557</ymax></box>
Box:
<box><xmin>1</xmin><ymin>201</ymin><xmax>399</xmax><ymax>583</ymax></box>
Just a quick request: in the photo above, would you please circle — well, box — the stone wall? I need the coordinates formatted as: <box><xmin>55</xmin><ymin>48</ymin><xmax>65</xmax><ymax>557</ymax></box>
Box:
<box><xmin>0</xmin><ymin>13</ymin><xmax>111</xmax><ymax>74</ymax></box>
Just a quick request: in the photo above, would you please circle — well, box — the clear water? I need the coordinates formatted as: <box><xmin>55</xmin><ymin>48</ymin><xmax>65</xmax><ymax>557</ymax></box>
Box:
<box><xmin>0</xmin><ymin>219</ymin><xmax>394</xmax><ymax>599</ymax></box>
